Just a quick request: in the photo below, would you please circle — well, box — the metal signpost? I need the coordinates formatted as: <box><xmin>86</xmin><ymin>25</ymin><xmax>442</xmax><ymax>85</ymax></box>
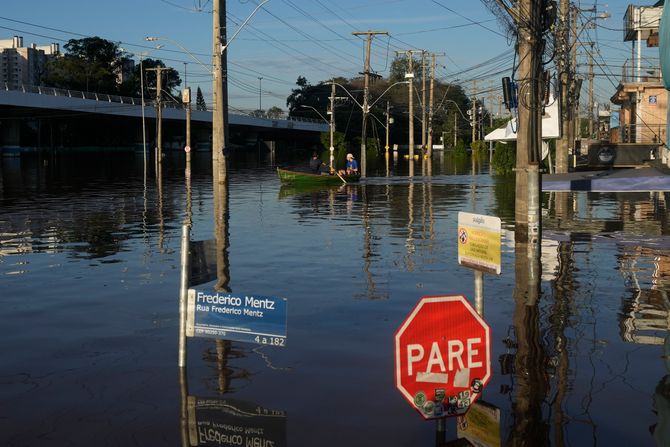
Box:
<box><xmin>186</xmin><ymin>289</ymin><xmax>287</xmax><ymax>347</ymax></box>
<box><xmin>394</xmin><ymin>295</ymin><xmax>491</xmax><ymax>419</ymax></box>
<box><xmin>457</xmin><ymin>211</ymin><xmax>502</xmax><ymax>315</ymax></box>
<box><xmin>457</xmin><ymin>212</ymin><xmax>502</xmax><ymax>275</ymax></box>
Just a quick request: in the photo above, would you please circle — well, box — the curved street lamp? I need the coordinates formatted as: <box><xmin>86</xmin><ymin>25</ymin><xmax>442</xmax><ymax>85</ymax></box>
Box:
<box><xmin>327</xmin><ymin>80</ymin><xmax>409</xmax><ymax>176</ymax></box>
<box><xmin>300</xmin><ymin>104</ymin><xmax>335</xmax><ymax>168</ymax></box>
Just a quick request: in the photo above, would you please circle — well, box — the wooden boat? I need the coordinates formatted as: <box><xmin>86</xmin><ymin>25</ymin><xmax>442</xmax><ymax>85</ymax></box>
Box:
<box><xmin>277</xmin><ymin>167</ymin><xmax>360</xmax><ymax>185</ymax></box>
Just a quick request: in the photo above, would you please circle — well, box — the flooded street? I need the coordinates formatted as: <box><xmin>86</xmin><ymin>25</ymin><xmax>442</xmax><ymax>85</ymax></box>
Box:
<box><xmin>1</xmin><ymin>151</ymin><xmax>669</xmax><ymax>446</ymax></box>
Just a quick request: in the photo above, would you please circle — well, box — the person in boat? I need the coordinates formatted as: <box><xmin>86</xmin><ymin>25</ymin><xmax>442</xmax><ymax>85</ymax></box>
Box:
<box><xmin>344</xmin><ymin>153</ymin><xmax>358</xmax><ymax>175</ymax></box>
<box><xmin>309</xmin><ymin>152</ymin><xmax>327</xmax><ymax>173</ymax></box>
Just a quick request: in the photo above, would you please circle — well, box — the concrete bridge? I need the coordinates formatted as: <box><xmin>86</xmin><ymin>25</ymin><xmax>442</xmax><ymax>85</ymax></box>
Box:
<box><xmin>0</xmin><ymin>83</ymin><xmax>328</xmax><ymax>154</ymax></box>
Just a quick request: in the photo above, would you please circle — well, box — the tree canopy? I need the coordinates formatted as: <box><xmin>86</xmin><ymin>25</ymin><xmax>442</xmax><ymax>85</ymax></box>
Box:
<box><xmin>45</xmin><ymin>36</ymin><xmax>181</xmax><ymax>98</ymax></box>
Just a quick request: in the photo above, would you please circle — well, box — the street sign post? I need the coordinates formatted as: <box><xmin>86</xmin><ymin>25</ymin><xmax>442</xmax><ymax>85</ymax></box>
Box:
<box><xmin>186</xmin><ymin>289</ymin><xmax>287</xmax><ymax>346</ymax></box>
<box><xmin>395</xmin><ymin>295</ymin><xmax>491</xmax><ymax>419</ymax></box>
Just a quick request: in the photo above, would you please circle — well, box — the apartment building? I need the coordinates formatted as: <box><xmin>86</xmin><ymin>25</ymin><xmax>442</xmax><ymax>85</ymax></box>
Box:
<box><xmin>0</xmin><ymin>35</ymin><xmax>60</xmax><ymax>86</ymax></box>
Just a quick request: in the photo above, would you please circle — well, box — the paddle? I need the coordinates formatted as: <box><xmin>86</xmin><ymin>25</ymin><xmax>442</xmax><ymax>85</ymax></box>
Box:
<box><xmin>323</xmin><ymin>163</ymin><xmax>347</xmax><ymax>184</ymax></box>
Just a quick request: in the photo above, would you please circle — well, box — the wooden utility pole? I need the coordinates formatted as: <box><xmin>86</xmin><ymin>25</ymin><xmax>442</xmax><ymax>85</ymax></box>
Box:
<box><xmin>353</xmin><ymin>30</ymin><xmax>387</xmax><ymax>178</ymax></box>
<box><xmin>213</xmin><ymin>0</ymin><xmax>229</xmax><ymax>185</ymax></box>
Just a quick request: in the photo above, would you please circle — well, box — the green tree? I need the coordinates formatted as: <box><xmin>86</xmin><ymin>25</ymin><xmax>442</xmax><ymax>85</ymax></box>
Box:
<box><xmin>491</xmin><ymin>141</ymin><xmax>516</xmax><ymax>175</ymax></box>
<box><xmin>266</xmin><ymin>106</ymin><xmax>283</xmax><ymax>119</ymax></box>
<box><xmin>46</xmin><ymin>37</ymin><xmax>122</xmax><ymax>93</ymax></box>
<box><xmin>196</xmin><ymin>86</ymin><xmax>207</xmax><ymax>111</ymax></box>
<box><xmin>136</xmin><ymin>59</ymin><xmax>181</xmax><ymax>102</ymax></box>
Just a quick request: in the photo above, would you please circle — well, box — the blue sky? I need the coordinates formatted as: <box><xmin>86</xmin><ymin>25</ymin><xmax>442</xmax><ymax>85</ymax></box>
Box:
<box><xmin>0</xmin><ymin>0</ymin><xmax>657</xmax><ymax>113</ymax></box>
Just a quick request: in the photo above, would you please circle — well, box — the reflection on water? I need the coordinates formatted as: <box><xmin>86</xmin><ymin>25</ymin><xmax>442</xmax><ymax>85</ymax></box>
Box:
<box><xmin>1</xmin><ymin>152</ymin><xmax>670</xmax><ymax>446</ymax></box>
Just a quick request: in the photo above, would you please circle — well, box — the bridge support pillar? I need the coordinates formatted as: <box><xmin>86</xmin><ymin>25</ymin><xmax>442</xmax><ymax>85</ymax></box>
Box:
<box><xmin>1</xmin><ymin>119</ymin><xmax>21</xmax><ymax>156</ymax></box>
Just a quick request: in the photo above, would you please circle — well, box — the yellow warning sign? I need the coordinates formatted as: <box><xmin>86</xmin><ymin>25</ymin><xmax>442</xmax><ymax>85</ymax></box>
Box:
<box><xmin>457</xmin><ymin>212</ymin><xmax>501</xmax><ymax>275</ymax></box>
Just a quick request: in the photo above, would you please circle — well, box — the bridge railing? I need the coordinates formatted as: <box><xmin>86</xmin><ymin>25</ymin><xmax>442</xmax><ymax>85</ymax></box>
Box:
<box><xmin>1</xmin><ymin>82</ymin><xmax>325</xmax><ymax>125</ymax></box>
<box><xmin>1</xmin><ymin>82</ymin><xmax>187</xmax><ymax>109</ymax></box>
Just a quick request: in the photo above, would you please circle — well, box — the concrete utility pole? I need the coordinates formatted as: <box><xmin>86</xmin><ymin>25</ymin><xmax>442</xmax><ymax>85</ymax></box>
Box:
<box><xmin>329</xmin><ymin>82</ymin><xmax>335</xmax><ymax>168</ymax></box>
<box><xmin>184</xmin><ymin>86</ymin><xmax>191</xmax><ymax>164</ymax></box>
<box><xmin>555</xmin><ymin>0</ymin><xmax>571</xmax><ymax>174</ymax></box>
<box><xmin>421</xmin><ymin>50</ymin><xmax>427</xmax><ymax>155</ymax></box>
<box><xmin>146</xmin><ymin>66</ymin><xmax>168</xmax><ymax>170</ymax></box>
<box><xmin>213</xmin><ymin>0</ymin><xmax>229</xmax><ymax>185</ymax></box>
<box><xmin>588</xmin><ymin>42</ymin><xmax>594</xmax><ymax>138</ymax></box>
<box><xmin>514</xmin><ymin>0</ymin><xmax>544</xmax><ymax>246</ymax></box>
<box><xmin>408</xmin><ymin>54</ymin><xmax>415</xmax><ymax>163</ymax></box>
<box><xmin>570</xmin><ymin>5</ymin><xmax>578</xmax><ymax>148</ymax></box>
<box><xmin>353</xmin><ymin>30</ymin><xmax>387</xmax><ymax>178</ymax></box>
<box><xmin>426</xmin><ymin>53</ymin><xmax>437</xmax><ymax>158</ymax></box>
<box><xmin>453</xmin><ymin>113</ymin><xmax>457</xmax><ymax>147</ymax></box>
<box><xmin>385</xmin><ymin>101</ymin><xmax>391</xmax><ymax>154</ymax></box>
<box><xmin>471</xmin><ymin>80</ymin><xmax>477</xmax><ymax>143</ymax></box>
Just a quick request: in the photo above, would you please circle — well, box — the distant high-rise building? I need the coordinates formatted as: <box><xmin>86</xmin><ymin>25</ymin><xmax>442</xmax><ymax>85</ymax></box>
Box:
<box><xmin>0</xmin><ymin>35</ymin><xmax>59</xmax><ymax>87</ymax></box>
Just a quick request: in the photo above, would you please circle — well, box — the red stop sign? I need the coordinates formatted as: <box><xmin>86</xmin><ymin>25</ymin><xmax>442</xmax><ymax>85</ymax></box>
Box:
<box><xmin>395</xmin><ymin>295</ymin><xmax>491</xmax><ymax>419</ymax></box>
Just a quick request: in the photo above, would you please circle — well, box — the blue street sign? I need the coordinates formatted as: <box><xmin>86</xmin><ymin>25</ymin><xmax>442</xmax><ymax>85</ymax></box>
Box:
<box><xmin>186</xmin><ymin>289</ymin><xmax>287</xmax><ymax>346</ymax></box>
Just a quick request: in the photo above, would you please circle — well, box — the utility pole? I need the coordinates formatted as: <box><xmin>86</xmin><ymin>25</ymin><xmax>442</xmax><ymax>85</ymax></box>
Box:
<box><xmin>453</xmin><ymin>112</ymin><xmax>457</xmax><ymax>147</ymax></box>
<box><xmin>588</xmin><ymin>42</ymin><xmax>594</xmax><ymax>139</ymax></box>
<box><xmin>213</xmin><ymin>0</ymin><xmax>229</xmax><ymax>185</ymax></box>
<box><xmin>513</xmin><ymin>0</ymin><xmax>544</xmax><ymax>246</ymax></box>
<box><xmin>146</xmin><ymin>66</ymin><xmax>168</xmax><ymax>170</ymax></box>
<box><xmin>183</xmin><ymin>63</ymin><xmax>191</xmax><ymax>166</ymax></box>
<box><xmin>329</xmin><ymin>81</ymin><xmax>335</xmax><ymax>168</ymax></box>
<box><xmin>556</xmin><ymin>0</ymin><xmax>571</xmax><ymax>173</ymax></box>
<box><xmin>421</xmin><ymin>50</ymin><xmax>427</xmax><ymax>155</ymax></box>
<box><xmin>385</xmin><ymin>101</ymin><xmax>391</xmax><ymax>155</ymax></box>
<box><xmin>258</xmin><ymin>76</ymin><xmax>263</xmax><ymax>112</ymax></box>
<box><xmin>426</xmin><ymin>53</ymin><xmax>437</xmax><ymax>158</ymax></box>
<box><xmin>408</xmin><ymin>54</ymin><xmax>415</xmax><ymax>164</ymax></box>
<box><xmin>471</xmin><ymin>80</ymin><xmax>477</xmax><ymax>143</ymax></box>
<box><xmin>570</xmin><ymin>5</ymin><xmax>578</xmax><ymax>150</ymax></box>
<box><xmin>353</xmin><ymin>30</ymin><xmax>387</xmax><ymax>178</ymax></box>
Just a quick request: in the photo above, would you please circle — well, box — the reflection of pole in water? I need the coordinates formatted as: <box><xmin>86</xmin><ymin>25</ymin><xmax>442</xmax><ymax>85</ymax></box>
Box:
<box><xmin>508</xmin><ymin>241</ymin><xmax>549</xmax><ymax>446</ymax></box>
<box><xmin>361</xmin><ymin>185</ymin><xmax>377</xmax><ymax>299</ymax></box>
<box><xmin>405</xmin><ymin>181</ymin><xmax>415</xmax><ymax>271</ymax></box>
<box><xmin>157</xmin><ymin>162</ymin><xmax>165</xmax><ymax>252</ymax></box>
<box><xmin>212</xmin><ymin>135</ymin><xmax>233</xmax><ymax>392</ymax></box>
<box><xmin>179</xmin><ymin>366</ymin><xmax>189</xmax><ymax>447</ymax></box>
<box><xmin>550</xmin><ymin>239</ymin><xmax>575</xmax><ymax>447</ymax></box>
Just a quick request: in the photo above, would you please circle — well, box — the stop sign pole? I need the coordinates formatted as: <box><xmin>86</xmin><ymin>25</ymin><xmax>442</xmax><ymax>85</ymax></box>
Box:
<box><xmin>395</xmin><ymin>295</ymin><xmax>491</xmax><ymax>419</ymax></box>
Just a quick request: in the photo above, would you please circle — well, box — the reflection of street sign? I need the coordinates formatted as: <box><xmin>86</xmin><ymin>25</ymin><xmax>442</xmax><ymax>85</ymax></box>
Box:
<box><xmin>458</xmin><ymin>212</ymin><xmax>501</xmax><ymax>275</ymax></box>
<box><xmin>189</xmin><ymin>239</ymin><xmax>217</xmax><ymax>286</ymax></box>
<box><xmin>395</xmin><ymin>295</ymin><xmax>491</xmax><ymax>419</ymax></box>
<box><xmin>187</xmin><ymin>396</ymin><xmax>286</xmax><ymax>447</ymax></box>
<box><xmin>186</xmin><ymin>289</ymin><xmax>287</xmax><ymax>346</ymax></box>
<box><xmin>457</xmin><ymin>400</ymin><xmax>501</xmax><ymax>447</ymax></box>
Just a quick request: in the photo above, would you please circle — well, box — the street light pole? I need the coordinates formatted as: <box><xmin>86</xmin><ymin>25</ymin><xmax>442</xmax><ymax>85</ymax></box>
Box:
<box><xmin>258</xmin><ymin>77</ymin><xmax>263</xmax><ymax>112</ymax></box>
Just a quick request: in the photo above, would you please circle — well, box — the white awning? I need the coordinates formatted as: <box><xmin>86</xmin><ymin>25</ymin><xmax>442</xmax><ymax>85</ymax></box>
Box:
<box><xmin>484</xmin><ymin>96</ymin><xmax>560</xmax><ymax>142</ymax></box>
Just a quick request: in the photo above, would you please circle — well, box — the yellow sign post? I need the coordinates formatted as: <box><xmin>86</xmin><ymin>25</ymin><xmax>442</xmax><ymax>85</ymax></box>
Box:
<box><xmin>457</xmin><ymin>212</ymin><xmax>502</xmax><ymax>275</ymax></box>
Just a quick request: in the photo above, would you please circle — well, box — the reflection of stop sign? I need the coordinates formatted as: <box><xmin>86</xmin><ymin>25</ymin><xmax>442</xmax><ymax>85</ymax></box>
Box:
<box><xmin>395</xmin><ymin>295</ymin><xmax>491</xmax><ymax>419</ymax></box>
